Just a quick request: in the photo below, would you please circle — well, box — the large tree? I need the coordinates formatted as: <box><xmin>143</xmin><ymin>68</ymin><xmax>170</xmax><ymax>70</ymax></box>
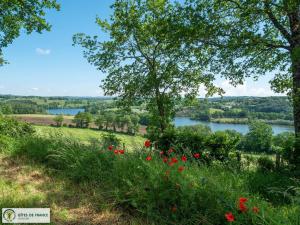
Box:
<box><xmin>181</xmin><ymin>0</ymin><xmax>300</xmax><ymax>164</ymax></box>
<box><xmin>73</xmin><ymin>0</ymin><xmax>221</xmax><ymax>133</ymax></box>
<box><xmin>0</xmin><ymin>0</ymin><xmax>60</xmax><ymax>64</ymax></box>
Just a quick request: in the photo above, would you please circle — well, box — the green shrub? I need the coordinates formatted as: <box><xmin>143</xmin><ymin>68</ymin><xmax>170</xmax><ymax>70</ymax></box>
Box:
<box><xmin>206</xmin><ymin>130</ymin><xmax>241</xmax><ymax>161</ymax></box>
<box><xmin>257</xmin><ymin>156</ymin><xmax>275</xmax><ymax>172</ymax></box>
<box><xmin>0</xmin><ymin>116</ymin><xmax>34</xmax><ymax>138</ymax></box>
<box><xmin>0</xmin><ymin>134</ymin><xmax>16</xmax><ymax>153</ymax></box>
<box><xmin>242</xmin><ymin>121</ymin><xmax>273</xmax><ymax>153</ymax></box>
<box><xmin>11</xmin><ymin>135</ymin><xmax>300</xmax><ymax>225</ymax></box>
<box><xmin>100</xmin><ymin>133</ymin><xmax>121</xmax><ymax>149</ymax></box>
<box><xmin>273</xmin><ymin>132</ymin><xmax>295</xmax><ymax>162</ymax></box>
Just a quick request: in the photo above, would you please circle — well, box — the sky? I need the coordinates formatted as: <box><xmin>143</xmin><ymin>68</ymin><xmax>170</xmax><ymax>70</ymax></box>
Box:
<box><xmin>0</xmin><ymin>0</ymin><xmax>284</xmax><ymax>97</ymax></box>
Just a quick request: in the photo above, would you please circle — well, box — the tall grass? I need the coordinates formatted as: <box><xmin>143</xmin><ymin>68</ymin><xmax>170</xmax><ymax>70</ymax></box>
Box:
<box><xmin>9</xmin><ymin>133</ymin><xmax>299</xmax><ymax>225</ymax></box>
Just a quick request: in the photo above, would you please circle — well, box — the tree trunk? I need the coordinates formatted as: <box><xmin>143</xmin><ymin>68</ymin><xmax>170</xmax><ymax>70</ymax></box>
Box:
<box><xmin>291</xmin><ymin>46</ymin><xmax>300</xmax><ymax>165</ymax></box>
<box><xmin>155</xmin><ymin>90</ymin><xmax>167</xmax><ymax>133</ymax></box>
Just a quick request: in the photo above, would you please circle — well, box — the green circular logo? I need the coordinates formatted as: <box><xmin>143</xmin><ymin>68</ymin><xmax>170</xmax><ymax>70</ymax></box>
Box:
<box><xmin>3</xmin><ymin>209</ymin><xmax>16</xmax><ymax>222</ymax></box>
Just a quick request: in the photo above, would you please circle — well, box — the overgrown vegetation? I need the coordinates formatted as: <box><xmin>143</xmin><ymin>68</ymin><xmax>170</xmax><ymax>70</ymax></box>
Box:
<box><xmin>1</xmin><ymin>116</ymin><xmax>299</xmax><ymax>225</ymax></box>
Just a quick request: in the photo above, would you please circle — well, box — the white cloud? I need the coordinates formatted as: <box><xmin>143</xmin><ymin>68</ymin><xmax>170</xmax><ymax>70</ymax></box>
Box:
<box><xmin>218</xmin><ymin>80</ymin><xmax>282</xmax><ymax>97</ymax></box>
<box><xmin>31</xmin><ymin>87</ymin><xmax>39</xmax><ymax>91</ymax></box>
<box><xmin>36</xmin><ymin>48</ymin><xmax>51</xmax><ymax>55</ymax></box>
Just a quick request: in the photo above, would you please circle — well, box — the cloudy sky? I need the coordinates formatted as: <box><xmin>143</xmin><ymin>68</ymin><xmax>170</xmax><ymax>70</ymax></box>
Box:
<box><xmin>0</xmin><ymin>0</ymin><xmax>284</xmax><ymax>97</ymax></box>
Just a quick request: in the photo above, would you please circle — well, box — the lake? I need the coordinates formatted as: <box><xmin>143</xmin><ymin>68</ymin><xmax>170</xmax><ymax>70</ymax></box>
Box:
<box><xmin>47</xmin><ymin>108</ymin><xmax>85</xmax><ymax>115</ymax></box>
<box><xmin>173</xmin><ymin>117</ymin><xmax>294</xmax><ymax>135</ymax></box>
<box><xmin>47</xmin><ymin>108</ymin><xmax>293</xmax><ymax>135</ymax></box>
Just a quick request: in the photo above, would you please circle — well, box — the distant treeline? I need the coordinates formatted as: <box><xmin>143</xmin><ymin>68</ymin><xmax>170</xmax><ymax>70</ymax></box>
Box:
<box><xmin>176</xmin><ymin>96</ymin><xmax>294</xmax><ymax>122</ymax></box>
<box><xmin>0</xmin><ymin>95</ymin><xmax>294</xmax><ymax>124</ymax></box>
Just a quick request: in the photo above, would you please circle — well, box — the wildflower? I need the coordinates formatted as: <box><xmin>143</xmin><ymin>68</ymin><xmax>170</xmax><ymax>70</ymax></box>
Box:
<box><xmin>108</xmin><ymin>145</ymin><xmax>113</xmax><ymax>150</ymax></box>
<box><xmin>114</xmin><ymin>150</ymin><xmax>119</xmax><ymax>154</ymax></box>
<box><xmin>225</xmin><ymin>212</ymin><xmax>234</xmax><ymax>222</ymax></box>
<box><xmin>238</xmin><ymin>197</ymin><xmax>248</xmax><ymax>213</ymax></box>
<box><xmin>160</xmin><ymin>151</ymin><xmax>164</xmax><ymax>155</ymax></box>
<box><xmin>252</xmin><ymin>206</ymin><xmax>259</xmax><ymax>213</ymax></box>
<box><xmin>193</xmin><ymin>153</ymin><xmax>201</xmax><ymax>158</ymax></box>
<box><xmin>163</xmin><ymin>157</ymin><xmax>168</xmax><ymax>163</ymax></box>
<box><xmin>119</xmin><ymin>150</ymin><xmax>125</xmax><ymax>154</ymax></box>
<box><xmin>144</xmin><ymin>140</ymin><xmax>151</xmax><ymax>148</ymax></box>
<box><xmin>178</xmin><ymin>166</ymin><xmax>185</xmax><ymax>172</ymax></box>
<box><xmin>168</xmin><ymin>148</ymin><xmax>174</xmax><ymax>154</ymax></box>
<box><xmin>171</xmin><ymin>157</ymin><xmax>178</xmax><ymax>163</ymax></box>
<box><xmin>181</xmin><ymin>155</ymin><xmax>187</xmax><ymax>162</ymax></box>
<box><xmin>146</xmin><ymin>156</ymin><xmax>152</xmax><ymax>161</ymax></box>
<box><xmin>239</xmin><ymin>202</ymin><xmax>247</xmax><ymax>213</ymax></box>
<box><xmin>239</xmin><ymin>197</ymin><xmax>248</xmax><ymax>203</ymax></box>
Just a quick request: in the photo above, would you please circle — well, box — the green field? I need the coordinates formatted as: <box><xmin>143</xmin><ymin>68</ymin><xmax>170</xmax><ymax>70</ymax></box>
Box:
<box><xmin>34</xmin><ymin>125</ymin><xmax>145</xmax><ymax>150</ymax></box>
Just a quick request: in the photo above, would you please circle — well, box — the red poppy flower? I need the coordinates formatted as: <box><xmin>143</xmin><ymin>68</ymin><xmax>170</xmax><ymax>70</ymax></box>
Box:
<box><xmin>171</xmin><ymin>157</ymin><xmax>178</xmax><ymax>163</ymax></box>
<box><xmin>160</xmin><ymin>151</ymin><xmax>164</xmax><ymax>155</ymax></box>
<box><xmin>146</xmin><ymin>156</ymin><xmax>152</xmax><ymax>161</ymax></box>
<box><xmin>239</xmin><ymin>202</ymin><xmax>247</xmax><ymax>213</ymax></box>
<box><xmin>163</xmin><ymin>157</ymin><xmax>168</xmax><ymax>163</ymax></box>
<box><xmin>193</xmin><ymin>153</ymin><xmax>201</xmax><ymax>158</ymax></box>
<box><xmin>108</xmin><ymin>145</ymin><xmax>113</xmax><ymax>150</ymax></box>
<box><xmin>178</xmin><ymin>166</ymin><xmax>185</xmax><ymax>172</ymax></box>
<box><xmin>239</xmin><ymin>197</ymin><xmax>248</xmax><ymax>203</ymax></box>
<box><xmin>168</xmin><ymin>148</ymin><xmax>174</xmax><ymax>154</ymax></box>
<box><xmin>252</xmin><ymin>206</ymin><xmax>259</xmax><ymax>213</ymax></box>
<box><xmin>114</xmin><ymin>150</ymin><xmax>119</xmax><ymax>154</ymax></box>
<box><xmin>119</xmin><ymin>150</ymin><xmax>125</xmax><ymax>154</ymax></box>
<box><xmin>181</xmin><ymin>155</ymin><xmax>187</xmax><ymax>162</ymax></box>
<box><xmin>144</xmin><ymin>140</ymin><xmax>151</xmax><ymax>148</ymax></box>
<box><xmin>225</xmin><ymin>212</ymin><xmax>234</xmax><ymax>222</ymax></box>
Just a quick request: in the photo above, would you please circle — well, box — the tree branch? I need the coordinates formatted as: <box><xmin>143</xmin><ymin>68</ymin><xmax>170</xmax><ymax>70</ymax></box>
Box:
<box><xmin>264</xmin><ymin>2</ymin><xmax>293</xmax><ymax>44</ymax></box>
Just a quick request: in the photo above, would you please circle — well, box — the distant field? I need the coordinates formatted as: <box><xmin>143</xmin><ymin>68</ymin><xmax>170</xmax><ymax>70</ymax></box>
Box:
<box><xmin>34</xmin><ymin>125</ymin><xmax>145</xmax><ymax>150</ymax></box>
<box><xmin>12</xmin><ymin>114</ymin><xmax>74</xmax><ymax>126</ymax></box>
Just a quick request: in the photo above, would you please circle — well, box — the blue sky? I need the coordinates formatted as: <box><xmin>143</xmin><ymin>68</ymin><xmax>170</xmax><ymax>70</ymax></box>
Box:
<box><xmin>0</xmin><ymin>0</ymin><xmax>283</xmax><ymax>97</ymax></box>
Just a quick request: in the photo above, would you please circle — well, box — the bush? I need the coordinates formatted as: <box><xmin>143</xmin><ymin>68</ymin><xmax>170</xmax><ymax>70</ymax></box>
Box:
<box><xmin>242</xmin><ymin>121</ymin><xmax>273</xmax><ymax>153</ymax></box>
<box><xmin>257</xmin><ymin>156</ymin><xmax>275</xmax><ymax>172</ymax></box>
<box><xmin>0</xmin><ymin>116</ymin><xmax>35</xmax><ymax>138</ymax></box>
<box><xmin>273</xmin><ymin>132</ymin><xmax>295</xmax><ymax>162</ymax></box>
<box><xmin>0</xmin><ymin>134</ymin><xmax>16</xmax><ymax>153</ymax></box>
<box><xmin>206</xmin><ymin>130</ymin><xmax>241</xmax><ymax>161</ymax></box>
<box><xmin>100</xmin><ymin>133</ymin><xmax>121</xmax><ymax>149</ymax></box>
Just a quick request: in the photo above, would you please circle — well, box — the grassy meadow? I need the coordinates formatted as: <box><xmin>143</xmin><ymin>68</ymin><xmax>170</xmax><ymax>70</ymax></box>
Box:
<box><xmin>34</xmin><ymin>125</ymin><xmax>145</xmax><ymax>150</ymax></box>
<box><xmin>0</xmin><ymin>118</ymin><xmax>299</xmax><ymax>225</ymax></box>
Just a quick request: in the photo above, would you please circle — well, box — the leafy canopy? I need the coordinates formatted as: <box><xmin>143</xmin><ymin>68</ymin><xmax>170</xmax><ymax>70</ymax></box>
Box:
<box><xmin>0</xmin><ymin>0</ymin><xmax>60</xmax><ymax>64</ymax></box>
<box><xmin>73</xmin><ymin>0</ymin><xmax>222</xmax><ymax>131</ymax></box>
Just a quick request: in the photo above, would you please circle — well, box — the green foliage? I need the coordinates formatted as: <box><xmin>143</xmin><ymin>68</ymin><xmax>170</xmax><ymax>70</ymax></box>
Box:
<box><xmin>0</xmin><ymin>0</ymin><xmax>60</xmax><ymax>64</ymax></box>
<box><xmin>73</xmin><ymin>0</ymin><xmax>221</xmax><ymax>132</ymax></box>
<box><xmin>53</xmin><ymin>114</ymin><xmax>64</xmax><ymax>127</ymax></box>
<box><xmin>242</xmin><ymin>121</ymin><xmax>273</xmax><ymax>153</ymax></box>
<box><xmin>0</xmin><ymin>116</ymin><xmax>34</xmax><ymax>138</ymax></box>
<box><xmin>257</xmin><ymin>156</ymin><xmax>275</xmax><ymax>172</ymax></box>
<box><xmin>100</xmin><ymin>133</ymin><xmax>121</xmax><ymax>150</ymax></box>
<box><xmin>0</xmin><ymin>135</ymin><xmax>16</xmax><ymax>153</ymax></box>
<box><xmin>206</xmin><ymin>130</ymin><xmax>241</xmax><ymax>161</ymax></box>
<box><xmin>13</xmin><ymin>134</ymin><xmax>300</xmax><ymax>225</ymax></box>
<box><xmin>72</xmin><ymin>112</ymin><xmax>92</xmax><ymax>128</ymax></box>
<box><xmin>273</xmin><ymin>132</ymin><xmax>295</xmax><ymax>162</ymax></box>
